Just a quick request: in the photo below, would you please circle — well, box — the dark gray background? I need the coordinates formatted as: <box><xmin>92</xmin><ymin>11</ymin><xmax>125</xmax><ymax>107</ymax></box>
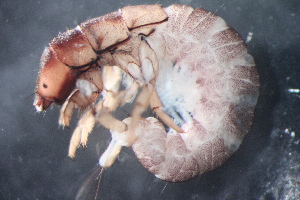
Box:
<box><xmin>0</xmin><ymin>0</ymin><xmax>299</xmax><ymax>199</ymax></box>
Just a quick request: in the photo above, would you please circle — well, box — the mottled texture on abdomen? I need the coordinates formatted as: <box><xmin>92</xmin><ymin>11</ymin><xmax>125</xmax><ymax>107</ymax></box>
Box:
<box><xmin>133</xmin><ymin>4</ymin><xmax>259</xmax><ymax>182</ymax></box>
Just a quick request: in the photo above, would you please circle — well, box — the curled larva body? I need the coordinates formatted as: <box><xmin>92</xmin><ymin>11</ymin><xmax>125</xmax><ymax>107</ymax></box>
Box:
<box><xmin>131</xmin><ymin>5</ymin><xmax>259</xmax><ymax>182</ymax></box>
<box><xmin>34</xmin><ymin>4</ymin><xmax>259</xmax><ymax>183</ymax></box>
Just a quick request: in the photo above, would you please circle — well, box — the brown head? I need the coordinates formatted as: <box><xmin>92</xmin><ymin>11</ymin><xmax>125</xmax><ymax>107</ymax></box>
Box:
<box><xmin>34</xmin><ymin>46</ymin><xmax>77</xmax><ymax>111</ymax></box>
<box><xmin>34</xmin><ymin>28</ymin><xmax>98</xmax><ymax>111</ymax></box>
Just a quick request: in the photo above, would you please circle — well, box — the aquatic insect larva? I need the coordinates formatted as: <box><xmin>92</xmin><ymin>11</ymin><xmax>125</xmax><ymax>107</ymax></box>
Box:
<box><xmin>34</xmin><ymin>4</ymin><xmax>259</xmax><ymax>182</ymax></box>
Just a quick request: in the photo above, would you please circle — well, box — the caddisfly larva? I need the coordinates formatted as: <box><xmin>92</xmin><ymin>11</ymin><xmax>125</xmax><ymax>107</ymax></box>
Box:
<box><xmin>34</xmin><ymin>4</ymin><xmax>259</xmax><ymax>182</ymax></box>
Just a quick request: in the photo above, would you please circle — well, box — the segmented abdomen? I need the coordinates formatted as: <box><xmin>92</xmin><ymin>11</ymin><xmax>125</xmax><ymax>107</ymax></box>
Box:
<box><xmin>132</xmin><ymin>5</ymin><xmax>259</xmax><ymax>182</ymax></box>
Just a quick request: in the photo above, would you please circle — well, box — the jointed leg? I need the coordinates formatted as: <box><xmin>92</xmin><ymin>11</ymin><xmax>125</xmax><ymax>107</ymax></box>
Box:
<box><xmin>69</xmin><ymin>109</ymin><xmax>95</xmax><ymax>158</ymax></box>
<box><xmin>66</xmin><ymin>66</ymin><xmax>135</xmax><ymax>159</ymax></box>
<box><xmin>150</xmin><ymin>89</ymin><xmax>184</xmax><ymax>133</ymax></box>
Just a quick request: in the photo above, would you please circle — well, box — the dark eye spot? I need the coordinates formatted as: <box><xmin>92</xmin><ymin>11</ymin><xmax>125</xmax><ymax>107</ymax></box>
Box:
<box><xmin>43</xmin><ymin>83</ymin><xmax>48</xmax><ymax>88</ymax></box>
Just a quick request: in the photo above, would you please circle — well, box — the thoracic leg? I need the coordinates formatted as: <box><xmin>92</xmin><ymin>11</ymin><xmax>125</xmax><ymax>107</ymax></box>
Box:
<box><xmin>68</xmin><ymin>109</ymin><xmax>95</xmax><ymax>158</ymax></box>
<box><xmin>59</xmin><ymin>66</ymin><xmax>103</xmax><ymax>127</ymax></box>
<box><xmin>96</xmin><ymin>82</ymin><xmax>155</xmax><ymax>168</ymax></box>
<box><xmin>99</xmin><ymin>139</ymin><xmax>122</xmax><ymax>168</ymax></box>
<box><xmin>68</xmin><ymin>81</ymin><xmax>140</xmax><ymax>158</ymax></box>
<box><xmin>94</xmin><ymin>101</ymin><xmax>127</xmax><ymax>133</ymax></box>
<box><xmin>99</xmin><ymin>117</ymin><xmax>134</xmax><ymax>168</ymax></box>
<box><xmin>98</xmin><ymin>40</ymin><xmax>171</xmax><ymax>167</ymax></box>
<box><xmin>67</xmin><ymin>66</ymin><xmax>132</xmax><ymax>159</ymax></box>
<box><xmin>150</xmin><ymin>89</ymin><xmax>184</xmax><ymax>133</ymax></box>
<box><xmin>130</xmin><ymin>83</ymin><xmax>153</xmax><ymax>133</ymax></box>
